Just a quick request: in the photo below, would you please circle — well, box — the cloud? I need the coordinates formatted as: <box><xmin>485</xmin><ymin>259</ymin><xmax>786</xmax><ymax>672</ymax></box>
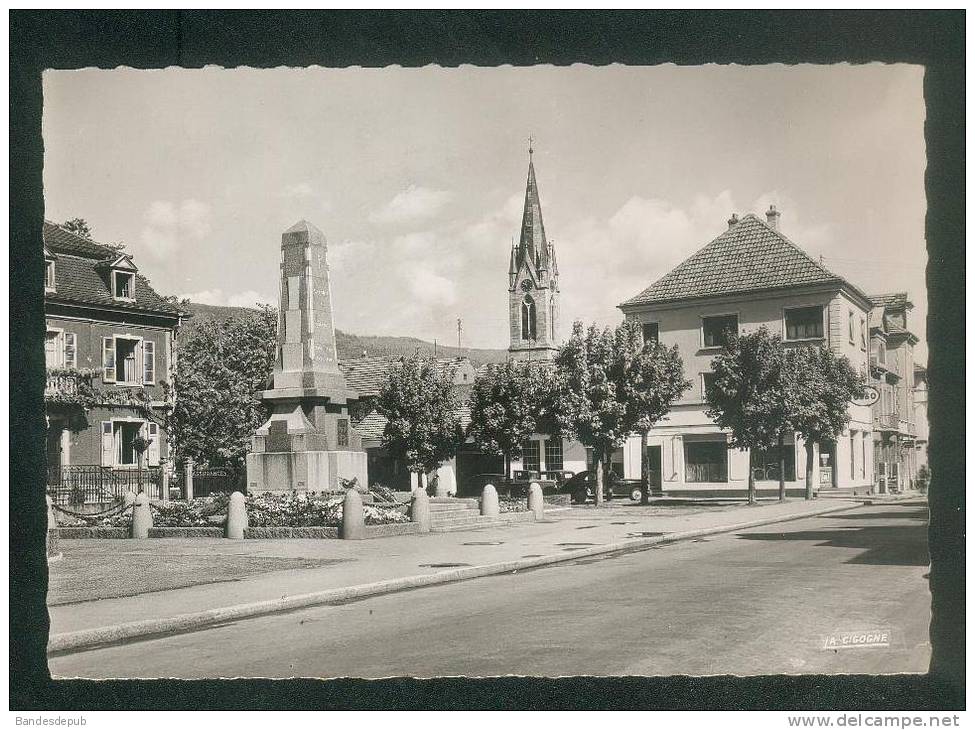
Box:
<box><xmin>181</xmin><ymin>288</ymin><xmax>275</xmax><ymax>308</ymax></box>
<box><xmin>281</xmin><ymin>182</ymin><xmax>315</xmax><ymax>199</ymax></box>
<box><xmin>404</xmin><ymin>266</ymin><xmax>457</xmax><ymax>308</ymax></box>
<box><xmin>371</xmin><ymin>185</ymin><xmax>452</xmax><ymax>225</ymax></box>
<box><xmin>139</xmin><ymin>199</ymin><xmax>212</xmax><ymax>259</ymax></box>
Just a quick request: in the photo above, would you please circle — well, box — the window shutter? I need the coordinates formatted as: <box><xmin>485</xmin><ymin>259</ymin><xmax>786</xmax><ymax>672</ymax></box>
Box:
<box><xmin>147</xmin><ymin>422</ymin><xmax>160</xmax><ymax>466</ymax></box>
<box><xmin>102</xmin><ymin>337</ymin><xmax>116</xmax><ymax>382</ymax></box>
<box><xmin>101</xmin><ymin>422</ymin><xmax>115</xmax><ymax>467</ymax></box>
<box><xmin>143</xmin><ymin>341</ymin><xmax>156</xmax><ymax>384</ymax></box>
<box><xmin>64</xmin><ymin>332</ymin><xmax>77</xmax><ymax>369</ymax></box>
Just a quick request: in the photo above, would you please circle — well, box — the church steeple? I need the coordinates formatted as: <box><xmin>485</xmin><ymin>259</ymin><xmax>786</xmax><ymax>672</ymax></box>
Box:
<box><xmin>508</xmin><ymin>143</ymin><xmax>560</xmax><ymax>361</ymax></box>
<box><xmin>517</xmin><ymin>150</ymin><xmax>549</xmax><ymax>272</ymax></box>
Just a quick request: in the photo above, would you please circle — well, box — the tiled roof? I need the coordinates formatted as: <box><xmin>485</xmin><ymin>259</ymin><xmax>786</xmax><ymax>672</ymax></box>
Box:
<box><xmin>620</xmin><ymin>214</ymin><xmax>857</xmax><ymax>307</ymax></box>
<box><xmin>353</xmin><ymin>404</ymin><xmax>473</xmax><ymax>443</ymax></box>
<box><xmin>43</xmin><ymin>220</ymin><xmax>119</xmax><ymax>258</ymax></box>
<box><xmin>339</xmin><ymin>356</ymin><xmax>474</xmax><ymax>398</ymax></box>
<box><xmin>44</xmin><ymin>232</ymin><xmax>183</xmax><ymax>318</ymax></box>
<box><xmin>869</xmin><ymin>292</ymin><xmax>913</xmax><ymax>310</ymax></box>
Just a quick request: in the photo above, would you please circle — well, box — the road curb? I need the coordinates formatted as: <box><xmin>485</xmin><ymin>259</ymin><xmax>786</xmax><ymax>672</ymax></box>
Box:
<box><xmin>48</xmin><ymin>500</ymin><xmax>862</xmax><ymax>655</ymax></box>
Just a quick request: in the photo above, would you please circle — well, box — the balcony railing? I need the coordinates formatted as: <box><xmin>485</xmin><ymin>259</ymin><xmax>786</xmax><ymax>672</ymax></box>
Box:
<box><xmin>45</xmin><ymin>368</ymin><xmax>95</xmax><ymax>398</ymax></box>
<box><xmin>874</xmin><ymin>413</ymin><xmax>900</xmax><ymax>431</ymax></box>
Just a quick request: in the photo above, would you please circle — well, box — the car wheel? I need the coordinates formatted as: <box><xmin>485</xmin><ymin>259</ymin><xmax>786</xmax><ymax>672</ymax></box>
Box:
<box><xmin>630</xmin><ymin>488</ymin><xmax>642</xmax><ymax>502</ymax></box>
<box><xmin>572</xmin><ymin>491</ymin><xmax>587</xmax><ymax>504</ymax></box>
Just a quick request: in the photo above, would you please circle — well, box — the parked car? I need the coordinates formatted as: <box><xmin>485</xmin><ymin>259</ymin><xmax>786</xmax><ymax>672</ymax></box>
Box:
<box><xmin>473</xmin><ymin>471</ymin><xmax>559</xmax><ymax>497</ymax></box>
<box><xmin>563</xmin><ymin>470</ymin><xmax>644</xmax><ymax>504</ymax></box>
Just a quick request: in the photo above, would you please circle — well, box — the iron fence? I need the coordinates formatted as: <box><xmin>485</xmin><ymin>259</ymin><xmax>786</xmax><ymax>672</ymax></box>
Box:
<box><xmin>192</xmin><ymin>468</ymin><xmax>246</xmax><ymax>498</ymax></box>
<box><xmin>47</xmin><ymin>464</ymin><xmax>164</xmax><ymax>505</ymax></box>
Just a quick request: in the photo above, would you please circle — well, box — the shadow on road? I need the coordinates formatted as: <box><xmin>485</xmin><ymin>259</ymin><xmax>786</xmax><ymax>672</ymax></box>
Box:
<box><xmin>735</xmin><ymin>507</ymin><xmax>930</xmax><ymax>567</ymax></box>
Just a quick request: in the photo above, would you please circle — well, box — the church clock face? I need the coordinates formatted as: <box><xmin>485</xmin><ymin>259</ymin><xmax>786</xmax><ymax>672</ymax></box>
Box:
<box><xmin>520</xmin><ymin>280</ymin><xmax>534</xmax><ymax>292</ymax></box>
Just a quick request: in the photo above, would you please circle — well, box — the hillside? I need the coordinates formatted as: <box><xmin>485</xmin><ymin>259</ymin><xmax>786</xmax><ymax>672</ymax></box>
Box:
<box><xmin>182</xmin><ymin>302</ymin><xmax>510</xmax><ymax>365</ymax></box>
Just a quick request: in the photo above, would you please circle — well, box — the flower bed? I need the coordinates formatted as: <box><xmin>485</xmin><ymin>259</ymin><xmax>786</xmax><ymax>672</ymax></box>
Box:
<box><xmin>245</xmin><ymin>492</ymin><xmax>409</xmax><ymax>528</ymax></box>
<box><xmin>499</xmin><ymin>496</ymin><xmax>530</xmax><ymax>513</ymax></box>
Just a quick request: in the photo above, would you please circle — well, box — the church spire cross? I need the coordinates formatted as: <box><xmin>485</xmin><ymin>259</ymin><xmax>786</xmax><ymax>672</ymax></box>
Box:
<box><xmin>528</xmin><ymin>134</ymin><xmax>534</xmax><ymax>157</ymax></box>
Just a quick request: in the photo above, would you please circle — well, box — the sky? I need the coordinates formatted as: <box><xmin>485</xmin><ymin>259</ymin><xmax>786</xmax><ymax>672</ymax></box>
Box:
<box><xmin>42</xmin><ymin>63</ymin><xmax>928</xmax><ymax>360</ymax></box>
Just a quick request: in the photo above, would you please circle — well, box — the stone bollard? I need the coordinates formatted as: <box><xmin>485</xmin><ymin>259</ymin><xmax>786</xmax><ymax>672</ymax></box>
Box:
<box><xmin>341</xmin><ymin>488</ymin><xmax>365</xmax><ymax>540</ymax></box>
<box><xmin>435</xmin><ymin>463</ymin><xmax>455</xmax><ymax>498</ymax></box>
<box><xmin>161</xmin><ymin>459</ymin><xmax>171</xmax><ymax>505</ymax></box>
<box><xmin>226</xmin><ymin>491</ymin><xmax>247</xmax><ymax>539</ymax></box>
<box><xmin>480</xmin><ymin>483</ymin><xmax>499</xmax><ymax>518</ymax></box>
<box><xmin>184</xmin><ymin>458</ymin><xmax>195</xmax><ymax>501</ymax></box>
<box><xmin>131</xmin><ymin>492</ymin><xmax>153</xmax><ymax>539</ymax></box>
<box><xmin>123</xmin><ymin>490</ymin><xmax>137</xmax><ymax>509</ymax></box>
<box><xmin>410</xmin><ymin>487</ymin><xmax>431</xmax><ymax>533</ymax></box>
<box><xmin>528</xmin><ymin>482</ymin><xmax>545</xmax><ymax>520</ymax></box>
<box><xmin>46</xmin><ymin>495</ymin><xmax>62</xmax><ymax>563</ymax></box>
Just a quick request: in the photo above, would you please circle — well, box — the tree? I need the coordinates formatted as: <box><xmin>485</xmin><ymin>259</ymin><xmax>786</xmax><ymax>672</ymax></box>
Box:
<box><xmin>785</xmin><ymin>345</ymin><xmax>865</xmax><ymax>499</ymax></box>
<box><xmin>467</xmin><ymin>360</ymin><xmax>549</xmax><ymax>480</ymax></box>
<box><xmin>623</xmin><ymin>328</ymin><xmax>691</xmax><ymax>504</ymax></box>
<box><xmin>377</xmin><ymin>354</ymin><xmax>465</xmax><ymax>486</ymax></box>
<box><xmin>168</xmin><ymin>305</ymin><xmax>277</xmax><ymax>470</ymax></box>
<box><xmin>554</xmin><ymin>320</ymin><xmax>687</xmax><ymax>506</ymax></box>
<box><xmin>61</xmin><ymin>218</ymin><xmax>92</xmax><ymax>239</ymax></box>
<box><xmin>705</xmin><ymin>327</ymin><xmax>792</xmax><ymax>504</ymax></box>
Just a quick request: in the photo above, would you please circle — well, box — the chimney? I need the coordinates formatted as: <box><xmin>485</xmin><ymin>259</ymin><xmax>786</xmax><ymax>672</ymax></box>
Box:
<box><xmin>766</xmin><ymin>205</ymin><xmax>781</xmax><ymax>230</ymax></box>
<box><xmin>727</xmin><ymin>213</ymin><xmax>739</xmax><ymax>229</ymax></box>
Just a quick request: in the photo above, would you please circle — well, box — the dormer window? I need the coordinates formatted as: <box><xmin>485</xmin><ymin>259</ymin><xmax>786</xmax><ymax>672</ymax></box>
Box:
<box><xmin>113</xmin><ymin>271</ymin><xmax>135</xmax><ymax>300</ymax></box>
<box><xmin>45</xmin><ymin>259</ymin><xmax>56</xmax><ymax>291</ymax></box>
<box><xmin>106</xmin><ymin>254</ymin><xmax>139</xmax><ymax>302</ymax></box>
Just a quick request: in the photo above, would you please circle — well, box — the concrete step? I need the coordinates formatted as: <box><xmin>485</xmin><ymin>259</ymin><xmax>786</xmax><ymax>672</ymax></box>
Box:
<box><xmin>430</xmin><ymin>518</ymin><xmax>514</xmax><ymax>533</ymax></box>
<box><xmin>429</xmin><ymin>502</ymin><xmax>478</xmax><ymax>513</ymax></box>
<box><xmin>429</xmin><ymin>497</ymin><xmax>479</xmax><ymax>508</ymax></box>
<box><xmin>430</xmin><ymin>510</ymin><xmax>482</xmax><ymax>524</ymax></box>
<box><xmin>428</xmin><ymin>513</ymin><xmax>500</xmax><ymax>528</ymax></box>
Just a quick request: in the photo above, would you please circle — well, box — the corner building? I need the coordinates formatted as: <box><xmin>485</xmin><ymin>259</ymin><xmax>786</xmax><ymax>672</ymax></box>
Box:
<box><xmin>618</xmin><ymin>208</ymin><xmax>875</xmax><ymax>497</ymax></box>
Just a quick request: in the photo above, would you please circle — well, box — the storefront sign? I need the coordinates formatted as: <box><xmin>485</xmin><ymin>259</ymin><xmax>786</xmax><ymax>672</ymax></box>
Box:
<box><xmin>850</xmin><ymin>386</ymin><xmax>880</xmax><ymax>407</ymax></box>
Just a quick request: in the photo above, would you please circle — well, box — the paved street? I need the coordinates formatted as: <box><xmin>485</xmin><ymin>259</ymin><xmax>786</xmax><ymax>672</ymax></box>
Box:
<box><xmin>50</xmin><ymin>500</ymin><xmax>930</xmax><ymax>679</ymax></box>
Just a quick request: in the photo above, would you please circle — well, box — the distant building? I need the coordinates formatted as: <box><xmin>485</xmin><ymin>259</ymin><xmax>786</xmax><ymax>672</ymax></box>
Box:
<box><xmin>617</xmin><ymin>207</ymin><xmax>875</xmax><ymax>497</ymax></box>
<box><xmin>507</xmin><ymin>146</ymin><xmax>561</xmax><ymax>361</ymax></box>
<box><xmin>868</xmin><ymin>293</ymin><xmax>921</xmax><ymax>491</ymax></box>
<box><xmin>43</xmin><ymin>221</ymin><xmax>184</xmax><ymax>501</ymax></box>
<box><xmin>913</xmin><ymin>364</ymin><xmax>929</xmax><ymax>474</ymax></box>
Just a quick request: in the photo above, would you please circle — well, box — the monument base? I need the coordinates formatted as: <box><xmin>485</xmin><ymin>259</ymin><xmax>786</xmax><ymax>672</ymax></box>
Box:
<box><xmin>247</xmin><ymin>449</ymin><xmax>368</xmax><ymax>495</ymax></box>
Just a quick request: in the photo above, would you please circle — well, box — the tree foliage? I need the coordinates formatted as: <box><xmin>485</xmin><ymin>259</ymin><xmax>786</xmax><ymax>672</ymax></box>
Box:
<box><xmin>467</xmin><ymin>360</ymin><xmax>550</xmax><ymax>477</ymax></box>
<box><xmin>785</xmin><ymin>345</ymin><xmax>865</xmax><ymax>498</ymax></box>
<box><xmin>169</xmin><ymin>305</ymin><xmax>277</xmax><ymax>469</ymax></box>
<box><xmin>377</xmin><ymin>354</ymin><xmax>465</xmax><ymax>476</ymax></box>
<box><xmin>61</xmin><ymin>218</ymin><xmax>92</xmax><ymax>239</ymax></box>
<box><xmin>554</xmin><ymin>319</ymin><xmax>688</xmax><ymax>505</ymax></box>
<box><xmin>705</xmin><ymin>327</ymin><xmax>792</xmax><ymax>503</ymax></box>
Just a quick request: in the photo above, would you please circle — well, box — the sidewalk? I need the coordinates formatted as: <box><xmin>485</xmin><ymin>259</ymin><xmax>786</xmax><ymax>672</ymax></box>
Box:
<box><xmin>48</xmin><ymin>497</ymin><xmax>868</xmax><ymax>648</ymax></box>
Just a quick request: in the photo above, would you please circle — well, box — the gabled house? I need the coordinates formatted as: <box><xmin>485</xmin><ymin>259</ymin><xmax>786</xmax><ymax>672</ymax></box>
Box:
<box><xmin>617</xmin><ymin>208</ymin><xmax>875</xmax><ymax>497</ymax></box>
<box><xmin>339</xmin><ymin>355</ymin><xmax>480</xmax><ymax>491</ymax></box>
<box><xmin>43</xmin><ymin>221</ymin><xmax>184</xmax><ymax>502</ymax></box>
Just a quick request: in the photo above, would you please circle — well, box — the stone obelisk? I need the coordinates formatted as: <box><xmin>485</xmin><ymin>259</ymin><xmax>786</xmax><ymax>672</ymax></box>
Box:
<box><xmin>246</xmin><ymin>220</ymin><xmax>368</xmax><ymax>494</ymax></box>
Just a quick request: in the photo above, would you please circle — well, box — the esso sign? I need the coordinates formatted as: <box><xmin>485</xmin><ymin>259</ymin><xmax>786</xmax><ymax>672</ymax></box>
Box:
<box><xmin>851</xmin><ymin>386</ymin><xmax>880</xmax><ymax>407</ymax></box>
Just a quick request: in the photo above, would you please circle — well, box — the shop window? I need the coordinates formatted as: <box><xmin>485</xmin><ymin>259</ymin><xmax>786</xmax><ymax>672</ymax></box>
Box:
<box><xmin>685</xmin><ymin>440</ymin><xmax>728</xmax><ymax>483</ymax></box>
<box><xmin>544</xmin><ymin>439</ymin><xmax>564</xmax><ymax>472</ymax></box>
<box><xmin>752</xmin><ymin>445</ymin><xmax>797</xmax><ymax>482</ymax></box>
<box><xmin>522</xmin><ymin>439</ymin><xmax>541</xmax><ymax>473</ymax></box>
<box><xmin>784</xmin><ymin>306</ymin><xmax>824</xmax><ymax>340</ymax></box>
<box><xmin>702</xmin><ymin>314</ymin><xmax>738</xmax><ymax>348</ymax></box>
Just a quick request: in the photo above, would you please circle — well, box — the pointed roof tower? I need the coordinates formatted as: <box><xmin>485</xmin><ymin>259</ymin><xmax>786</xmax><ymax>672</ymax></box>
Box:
<box><xmin>517</xmin><ymin>140</ymin><xmax>549</xmax><ymax>271</ymax></box>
